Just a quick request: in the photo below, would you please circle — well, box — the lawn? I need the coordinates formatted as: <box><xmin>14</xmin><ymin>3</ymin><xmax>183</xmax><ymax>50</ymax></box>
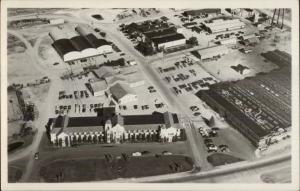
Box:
<box><xmin>8</xmin><ymin>166</ymin><xmax>23</xmax><ymax>183</ymax></box>
<box><xmin>8</xmin><ymin>156</ymin><xmax>30</xmax><ymax>183</ymax></box>
<box><xmin>40</xmin><ymin>155</ymin><xmax>193</xmax><ymax>182</ymax></box>
<box><xmin>207</xmin><ymin>153</ymin><xmax>244</xmax><ymax>167</ymax></box>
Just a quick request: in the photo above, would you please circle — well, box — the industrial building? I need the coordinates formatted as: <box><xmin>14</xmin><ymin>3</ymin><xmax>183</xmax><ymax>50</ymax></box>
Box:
<box><xmin>202</xmin><ymin>19</ymin><xmax>246</xmax><ymax>33</ymax></box>
<box><xmin>183</xmin><ymin>9</ymin><xmax>221</xmax><ymax>17</ymax></box>
<box><xmin>219</xmin><ymin>38</ymin><xmax>237</xmax><ymax>45</ymax></box>
<box><xmin>89</xmin><ymin>67</ymin><xmax>145</xmax><ymax>97</ymax></box>
<box><xmin>196</xmin><ymin>50</ymin><xmax>291</xmax><ymax>149</ymax></box>
<box><xmin>151</xmin><ymin>33</ymin><xmax>186</xmax><ymax>49</ymax></box>
<box><xmin>49</xmin><ymin>26</ymin><xmax>112</xmax><ymax>62</ymax></box>
<box><xmin>49</xmin><ymin>108</ymin><xmax>184</xmax><ymax>146</ymax></box>
<box><xmin>108</xmin><ymin>83</ymin><xmax>138</xmax><ymax>104</ymax></box>
<box><xmin>89</xmin><ymin>80</ymin><xmax>107</xmax><ymax>96</ymax></box>
<box><xmin>195</xmin><ymin>45</ymin><xmax>229</xmax><ymax>60</ymax></box>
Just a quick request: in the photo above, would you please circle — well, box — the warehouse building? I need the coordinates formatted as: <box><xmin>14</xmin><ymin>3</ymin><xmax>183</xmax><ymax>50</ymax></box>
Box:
<box><xmin>49</xmin><ymin>26</ymin><xmax>112</xmax><ymax>62</ymax></box>
<box><xmin>196</xmin><ymin>45</ymin><xmax>229</xmax><ymax>60</ymax></box>
<box><xmin>202</xmin><ymin>19</ymin><xmax>246</xmax><ymax>34</ymax></box>
<box><xmin>89</xmin><ymin>67</ymin><xmax>145</xmax><ymax>98</ymax></box>
<box><xmin>88</xmin><ymin>80</ymin><xmax>107</xmax><ymax>96</ymax></box>
<box><xmin>152</xmin><ymin>33</ymin><xmax>186</xmax><ymax>49</ymax></box>
<box><xmin>49</xmin><ymin>109</ymin><xmax>184</xmax><ymax>146</ymax></box>
<box><xmin>219</xmin><ymin>38</ymin><xmax>237</xmax><ymax>45</ymax></box>
<box><xmin>108</xmin><ymin>83</ymin><xmax>138</xmax><ymax>104</ymax></box>
<box><xmin>196</xmin><ymin>51</ymin><xmax>291</xmax><ymax>149</ymax></box>
<box><xmin>183</xmin><ymin>9</ymin><xmax>221</xmax><ymax>17</ymax></box>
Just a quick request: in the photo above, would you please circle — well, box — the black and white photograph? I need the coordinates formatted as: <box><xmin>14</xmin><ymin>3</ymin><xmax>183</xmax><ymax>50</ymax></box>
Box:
<box><xmin>1</xmin><ymin>0</ymin><xmax>299</xmax><ymax>191</ymax></box>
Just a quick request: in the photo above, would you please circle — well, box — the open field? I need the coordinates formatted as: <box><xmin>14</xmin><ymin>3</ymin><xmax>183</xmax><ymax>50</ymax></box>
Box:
<box><xmin>8</xmin><ymin>52</ymin><xmax>44</xmax><ymax>85</ymax></box>
<box><xmin>260</xmin><ymin>167</ymin><xmax>291</xmax><ymax>183</ymax></box>
<box><xmin>7</xmin><ymin>34</ymin><xmax>26</xmax><ymax>55</ymax></box>
<box><xmin>8</xmin><ymin>156</ymin><xmax>30</xmax><ymax>182</ymax></box>
<box><xmin>40</xmin><ymin>155</ymin><xmax>193</xmax><ymax>182</ymax></box>
<box><xmin>207</xmin><ymin>153</ymin><xmax>244</xmax><ymax>166</ymax></box>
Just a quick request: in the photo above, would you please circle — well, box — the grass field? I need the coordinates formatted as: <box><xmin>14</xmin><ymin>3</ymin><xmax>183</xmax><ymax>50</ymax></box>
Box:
<box><xmin>260</xmin><ymin>167</ymin><xmax>291</xmax><ymax>183</ymax></box>
<box><xmin>40</xmin><ymin>155</ymin><xmax>193</xmax><ymax>182</ymax></box>
<box><xmin>7</xmin><ymin>34</ymin><xmax>26</xmax><ymax>55</ymax></box>
<box><xmin>207</xmin><ymin>153</ymin><xmax>244</xmax><ymax>167</ymax></box>
<box><xmin>8</xmin><ymin>156</ymin><xmax>30</xmax><ymax>183</ymax></box>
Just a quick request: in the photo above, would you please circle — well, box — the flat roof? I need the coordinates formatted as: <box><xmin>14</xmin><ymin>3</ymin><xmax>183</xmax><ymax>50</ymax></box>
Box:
<box><xmin>90</xmin><ymin>80</ymin><xmax>107</xmax><ymax>93</ymax></box>
<box><xmin>197</xmin><ymin>89</ymin><xmax>269</xmax><ymax>137</ymax></box>
<box><xmin>261</xmin><ymin>49</ymin><xmax>291</xmax><ymax>68</ymax></box>
<box><xmin>152</xmin><ymin>33</ymin><xmax>185</xmax><ymax>45</ymax></box>
<box><xmin>204</xmin><ymin>19</ymin><xmax>245</xmax><ymax>32</ymax></box>
<box><xmin>93</xmin><ymin>66</ymin><xmax>114</xmax><ymax>79</ymax></box>
<box><xmin>184</xmin><ymin>9</ymin><xmax>221</xmax><ymax>15</ymax></box>
<box><xmin>197</xmin><ymin>45</ymin><xmax>228</xmax><ymax>56</ymax></box>
<box><xmin>144</xmin><ymin>27</ymin><xmax>177</xmax><ymax>39</ymax></box>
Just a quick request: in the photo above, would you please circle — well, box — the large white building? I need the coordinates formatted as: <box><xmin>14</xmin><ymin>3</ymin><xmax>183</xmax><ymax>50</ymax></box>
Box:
<box><xmin>48</xmin><ymin>108</ymin><xmax>184</xmax><ymax>147</ymax></box>
<box><xmin>196</xmin><ymin>45</ymin><xmax>229</xmax><ymax>60</ymax></box>
<box><xmin>49</xmin><ymin>26</ymin><xmax>113</xmax><ymax>62</ymax></box>
<box><xmin>152</xmin><ymin>33</ymin><xmax>186</xmax><ymax>49</ymax></box>
<box><xmin>202</xmin><ymin>19</ymin><xmax>246</xmax><ymax>34</ymax></box>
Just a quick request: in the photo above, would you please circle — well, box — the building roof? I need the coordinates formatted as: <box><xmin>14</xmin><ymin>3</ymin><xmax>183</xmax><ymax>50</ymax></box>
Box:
<box><xmin>144</xmin><ymin>27</ymin><xmax>177</xmax><ymax>39</ymax></box>
<box><xmin>90</xmin><ymin>80</ymin><xmax>107</xmax><ymax>93</ymax></box>
<box><xmin>197</xmin><ymin>45</ymin><xmax>228</xmax><ymax>58</ymax></box>
<box><xmin>67</xmin><ymin>116</ymin><xmax>103</xmax><ymax>127</ymax></box>
<box><xmin>184</xmin><ymin>9</ymin><xmax>221</xmax><ymax>16</ymax></box>
<box><xmin>109</xmin><ymin>83</ymin><xmax>136</xmax><ymax>100</ymax></box>
<box><xmin>197</xmin><ymin>89</ymin><xmax>269</xmax><ymax>137</ymax></box>
<box><xmin>152</xmin><ymin>33</ymin><xmax>186</xmax><ymax>45</ymax></box>
<box><xmin>93</xmin><ymin>66</ymin><xmax>114</xmax><ymax>79</ymax></box>
<box><xmin>204</xmin><ymin>19</ymin><xmax>245</xmax><ymax>32</ymax></box>
<box><xmin>70</xmin><ymin>36</ymin><xmax>93</xmax><ymax>51</ymax></box>
<box><xmin>50</xmin><ymin>110</ymin><xmax>181</xmax><ymax>135</ymax></box>
<box><xmin>261</xmin><ymin>49</ymin><xmax>291</xmax><ymax>68</ymax></box>
<box><xmin>75</xmin><ymin>25</ymin><xmax>93</xmax><ymax>36</ymax></box>
<box><xmin>85</xmin><ymin>34</ymin><xmax>111</xmax><ymax>48</ymax></box>
<box><xmin>123</xmin><ymin>112</ymin><xmax>165</xmax><ymax>125</ymax></box>
<box><xmin>52</xmin><ymin>39</ymin><xmax>78</xmax><ymax>56</ymax></box>
<box><xmin>124</xmin><ymin>124</ymin><xmax>161</xmax><ymax>131</ymax></box>
<box><xmin>105</xmin><ymin>75</ymin><xmax>126</xmax><ymax>86</ymax></box>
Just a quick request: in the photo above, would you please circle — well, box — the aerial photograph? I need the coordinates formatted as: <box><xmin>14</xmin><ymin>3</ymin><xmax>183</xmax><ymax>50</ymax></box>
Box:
<box><xmin>5</xmin><ymin>7</ymin><xmax>293</xmax><ymax>185</ymax></box>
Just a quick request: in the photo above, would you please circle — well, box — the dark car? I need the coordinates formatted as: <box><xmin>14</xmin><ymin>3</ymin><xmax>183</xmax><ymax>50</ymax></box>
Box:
<box><xmin>204</xmin><ymin>138</ymin><xmax>213</xmax><ymax>144</ymax></box>
<box><xmin>193</xmin><ymin>112</ymin><xmax>201</xmax><ymax>116</ymax></box>
<box><xmin>211</xmin><ymin>127</ymin><xmax>220</xmax><ymax>131</ymax></box>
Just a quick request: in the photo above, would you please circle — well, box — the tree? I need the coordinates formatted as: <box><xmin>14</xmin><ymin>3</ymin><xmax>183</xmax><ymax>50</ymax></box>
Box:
<box><xmin>187</xmin><ymin>37</ymin><xmax>199</xmax><ymax>46</ymax></box>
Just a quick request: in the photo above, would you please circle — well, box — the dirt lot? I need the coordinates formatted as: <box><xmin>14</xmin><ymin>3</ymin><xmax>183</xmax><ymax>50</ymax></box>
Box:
<box><xmin>8</xmin><ymin>52</ymin><xmax>45</xmax><ymax>85</ymax></box>
<box><xmin>7</xmin><ymin>34</ymin><xmax>26</xmax><ymax>55</ymax></box>
<box><xmin>39</xmin><ymin>155</ymin><xmax>193</xmax><ymax>182</ymax></box>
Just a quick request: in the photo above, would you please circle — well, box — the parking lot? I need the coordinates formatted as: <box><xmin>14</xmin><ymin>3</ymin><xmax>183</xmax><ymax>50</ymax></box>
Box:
<box><xmin>154</xmin><ymin>54</ymin><xmax>219</xmax><ymax>96</ymax></box>
<box><xmin>51</xmin><ymin>65</ymin><xmax>169</xmax><ymax>117</ymax></box>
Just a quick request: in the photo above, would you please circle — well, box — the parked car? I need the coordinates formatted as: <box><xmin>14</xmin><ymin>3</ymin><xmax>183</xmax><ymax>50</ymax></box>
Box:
<box><xmin>193</xmin><ymin>112</ymin><xmax>201</xmax><ymax>116</ymax></box>
<box><xmin>34</xmin><ymin>152</ymin><xmax>39</xmax><ymax>160</ymax></box>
